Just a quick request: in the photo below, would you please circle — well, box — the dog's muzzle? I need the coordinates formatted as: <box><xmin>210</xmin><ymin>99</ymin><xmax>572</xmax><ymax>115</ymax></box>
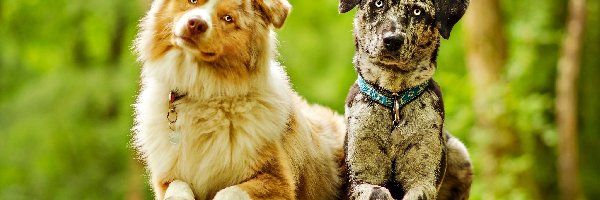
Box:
<box><xmin>174</xmin><ymin>9</ymin><xmax>213</xmax><ymax>39</ymax></box>
<box><xmin>383</xmin><ymin>32</ymin><xmax>405</xmax><ymax>51</ymax></box>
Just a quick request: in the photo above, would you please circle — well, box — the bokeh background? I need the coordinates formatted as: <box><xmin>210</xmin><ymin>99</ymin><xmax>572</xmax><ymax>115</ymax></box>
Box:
<box><xmin>0</xmin><ymin>0</ymin><xmax>598</xmax><ymax>199</ymax></box>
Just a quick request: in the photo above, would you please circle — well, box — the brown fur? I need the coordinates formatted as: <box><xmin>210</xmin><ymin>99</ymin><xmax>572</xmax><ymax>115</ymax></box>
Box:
<box><xmin>145</xmin><ymin>0</ymin><xmax>277</xmax><ymax>84</ymax></box>
<box><xmin>133</xmin><ymin>0</ymin><xmax>345</xmax><ymax>199</ymax></box>
<box><xmin>338</xmin><ymin>0</ymin><xmax>472</xmax><ymax>199</ymax></box>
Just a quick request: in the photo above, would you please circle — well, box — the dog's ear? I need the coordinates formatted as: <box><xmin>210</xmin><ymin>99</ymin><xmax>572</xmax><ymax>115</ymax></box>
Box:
<box><xmin>339</xmin><ymin>0</ymin><xmax>360</xmax><ymax>13</ymax></box>
<box><xmin>435</xmin><ymin>0</ymin><xmax>469</xmax><ymax>39</ymax></box>
<box><xmin>255</xmin><ymin>0</ymin><xmax>291</xmax><ymax>29</ymax></box>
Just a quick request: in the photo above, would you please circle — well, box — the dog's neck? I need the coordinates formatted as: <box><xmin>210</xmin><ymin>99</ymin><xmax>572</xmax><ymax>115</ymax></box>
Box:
<box><xmin>354</xmin><ymin>52</ymin><xmax>436</xmax><ymax>93</ymax></box>
<box><xmin>142</xmin><ymin>49</ymin><xmax>288</xmax><ymax>101</ymax></box>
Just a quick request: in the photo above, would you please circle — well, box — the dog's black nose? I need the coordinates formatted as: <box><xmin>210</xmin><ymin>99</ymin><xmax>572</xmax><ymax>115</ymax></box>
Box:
<box><xmin>383</xmin><ymin>34</ymin><xmax>404</xmax><ymax>51</ymax></box>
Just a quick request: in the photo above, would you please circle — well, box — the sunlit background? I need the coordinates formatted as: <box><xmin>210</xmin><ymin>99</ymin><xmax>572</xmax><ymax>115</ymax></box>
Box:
<box><xmin>0</xmin><ymin>0</ymin><xmax>598</xmax><ymax>199</ymax></box>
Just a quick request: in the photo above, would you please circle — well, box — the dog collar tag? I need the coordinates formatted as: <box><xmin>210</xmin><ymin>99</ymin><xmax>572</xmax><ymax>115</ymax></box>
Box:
<box><xmin>393</xmin><ymin>95</ymin><xmax>401</xmax><ymax>126</ymax></box>
<box><xmin>169</xmin><ymin>132</ymin><xmax>181</xmax><ymax>144</ymax></box>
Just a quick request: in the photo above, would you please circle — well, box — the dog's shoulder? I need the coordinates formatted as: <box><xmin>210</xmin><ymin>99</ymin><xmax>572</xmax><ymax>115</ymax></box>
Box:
<box><xmin>424</xmin><ymin>79</ymin><xmax>444</xmax><ymax>119</ymax></box>
<box><xmin>345</xmin><ymin>83</ymin><xmax>361</xmax><ymax>109</ymax></box>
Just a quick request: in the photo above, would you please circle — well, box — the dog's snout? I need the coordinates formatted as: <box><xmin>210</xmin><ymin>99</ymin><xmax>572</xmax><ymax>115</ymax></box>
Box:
<box><xmin>187</xmin><ymin>17</ymin><xmax>208</xmax><ymax>34</ymax></box>
<box><xmin>383</xmin><ymin>34</ymin><xmax>404</xmax><ymax>51</ymax></box>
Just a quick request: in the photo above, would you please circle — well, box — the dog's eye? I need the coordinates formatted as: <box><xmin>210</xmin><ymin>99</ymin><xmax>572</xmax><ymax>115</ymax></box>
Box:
<box><xmin>223</xmin><ymin>15</ymin><xmax>234</xmax><ymax>23</ymax></box>
<box><xmin>413</xmin><ymin>8</ymin><xmax>422</xmax><ymax>16</ymax></box>
<box><xmin>189</xmin><ymin>0</ymin><xmax>197</xmax><ymax>4</ymax></box>
<box><xmin>374</xmin><ymin>0</ymin><xmax>384</xmax><ymax>8</ymax></box>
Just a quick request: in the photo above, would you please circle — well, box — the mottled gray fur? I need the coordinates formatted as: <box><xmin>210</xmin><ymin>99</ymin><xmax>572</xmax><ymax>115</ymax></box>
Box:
<box><xmin>339</xmin><ymin>0</ymin><xmax>472</xmax><ymax>199</ymax></box>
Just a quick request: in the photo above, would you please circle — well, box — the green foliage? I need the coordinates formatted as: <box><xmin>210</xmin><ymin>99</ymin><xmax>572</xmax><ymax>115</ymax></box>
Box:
<box><xmin>0</xmin><ymin>69</ymin><xmax>138</xmax><ymax>199</ymax></box>
<box><xmin>0</xmin><ymin>0</ymin><xmax>598</xmax><ymax>199</ymax></box>
<box><xmin>279</xmin><ymin>0</ymin><xmax>357</xmax><ymax>112</ymax></box>
<box><xmin>0</xmin><ymin>0</ymin><xmax>148</xmax><ymax>199</ymax></box>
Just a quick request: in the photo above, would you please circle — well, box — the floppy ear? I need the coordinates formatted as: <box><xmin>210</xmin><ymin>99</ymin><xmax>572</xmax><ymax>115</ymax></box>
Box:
<box><xmin>435</xmin><ymin>0</ymin><xmax>469</xmax><ymax>39</ymax></box>
<box><xmin>339</xmin><ymin>0</ymin><xmax>360</xmax><ymax>13</ymax></box>
<box><xmin>255</xmin><ymin>0</ymin><xmax>291</xmax><ymax>29</ymax></box>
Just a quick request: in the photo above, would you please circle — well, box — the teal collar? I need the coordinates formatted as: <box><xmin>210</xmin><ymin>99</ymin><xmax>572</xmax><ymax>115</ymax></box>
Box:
<box><xmin>357</xmin><ymin>76</ymin><xmax>429</xmax><ymax>125</ymax></box>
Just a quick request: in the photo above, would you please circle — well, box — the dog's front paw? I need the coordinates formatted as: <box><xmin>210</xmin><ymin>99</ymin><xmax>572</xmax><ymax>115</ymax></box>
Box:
<box><xmin>351</xmin><ymin>184</ymin><xmax>394</xmax><ymax>200</ymax></box>
<box><xmin>401</xmin><ymin>187</ymin><xmax>435</xmax><ymax>200</ymax></box>
<box><xmin>164</xmin><ymin>180</ymin><xmax>195</xmax><ymax>200</ymax></box>
<box><xmin>213</xmin><ymin>186</ymin><xmax>251</xmax><ymax>200</ymax></box>
<box><xmin>369</xmin><ymin>187</ymin><xmax>394</xmax><ymax>200</ymax></box>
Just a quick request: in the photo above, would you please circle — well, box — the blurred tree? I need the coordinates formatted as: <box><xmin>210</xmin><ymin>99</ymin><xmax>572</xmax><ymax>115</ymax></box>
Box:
<box><xmin>556</xmin><ymin>0</ymin><xmax>586</xmax><ymax>199</ymax></box>
<box><xmin>462</xmin><ymin>0</ymin><xmax>577</xmax><ymax>198</ymax></box>
<box><xmin>463</xmin><ymin>0</ymin><xmax>524</xmax><ymax>198</ymax></box>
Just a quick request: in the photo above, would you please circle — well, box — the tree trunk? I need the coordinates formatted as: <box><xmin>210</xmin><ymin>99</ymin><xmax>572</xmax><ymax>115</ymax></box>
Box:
<box><xmin>463</xmin><ymin>0</ymin><xmax>512</xmax><ymax>199</ymax></box>
<box><xmin>556</xmin><ymin>0</ymin><xmax>586</xmax><ymax>199</ymax></box>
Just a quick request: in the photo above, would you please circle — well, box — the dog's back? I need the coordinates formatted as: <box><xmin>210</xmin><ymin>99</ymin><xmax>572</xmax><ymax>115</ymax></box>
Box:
<box><xmin>282</xmin><ymin>97</ymin><xmax>346</xmax><ymax>200</ymax></box>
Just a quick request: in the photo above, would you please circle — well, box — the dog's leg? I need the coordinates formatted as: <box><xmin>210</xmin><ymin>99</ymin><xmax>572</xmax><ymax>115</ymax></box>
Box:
<box><xmin>346</xmin><ymin>118</ymin><xmax>394</xmax><ymax>200</ymax></box>
<box><xmin>213</xmin><ymin>186</ymin><xmax>252</xmax><ymax>200</ymax></box>
<box><xmin>394</xmin><ymin>131</ymin><xmax>445</xmax><ymax>200</ymax></box>
<box><xmin>351</xmin><ymin>184</ymin><xmax>394</xmax><ymax>200</ymax></box>
<box><xmin>214</xmin><ymin>150</ymin><xmax>295</xmax><ymax>200</ymax></box>
<box><xmin>437</xmin><ymin>132</ymin><xmax>473</xmax><ymax>200</ymax></box>
<box><xmin>213</xmin><ymin>169</ymin><xmax>294</xmax><ymax>200</ymax></box>
<box><xmin>401</xmin><ymin>186</ymin><xmax>435</xmax><ymax>200</ymax></box>
<box><xmin>164</xmin><ymin>180</ymin><xmax>195</xmax><ymax>200</ymax></box>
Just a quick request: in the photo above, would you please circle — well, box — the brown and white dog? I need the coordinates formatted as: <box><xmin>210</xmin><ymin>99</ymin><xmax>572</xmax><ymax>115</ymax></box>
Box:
<box><xmin>339</xmin><ymin>0</ymin><xmax>473</xmax><ymax>199</ymax></box>
<box><xmin>132</xmin><ymin>0</ymin><xmax>345</xmax><ymax>199</ymax></box>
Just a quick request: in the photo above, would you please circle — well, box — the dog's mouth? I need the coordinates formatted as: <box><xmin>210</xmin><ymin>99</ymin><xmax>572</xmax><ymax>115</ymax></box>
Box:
<box><xmin>174</xmin><ymin>36</ymin><xmax>220</xmax><ymax>62</ymax></box>
<box><xmin>201</xmin><ymin>52</ymin><xmax>216</xmax><ymax>57</ymax></box>
<box><xmin>369</xmin><ymin>54</ymin><xmax>421</xmax><ymax>73</ymax></box>
<box><xmin>174</xmin><ymin>36</ymin><xmax>197</xmax><ymax>49</ymax></box>
<box><xmin>199</xmin><ymin>51</ymin><xmax>218</xmax><ymax>61</ymax></box>
<box><xmin>370</xmin><ymin>54</ymin><xmax>402</xmax><ymax>65</ymax></box>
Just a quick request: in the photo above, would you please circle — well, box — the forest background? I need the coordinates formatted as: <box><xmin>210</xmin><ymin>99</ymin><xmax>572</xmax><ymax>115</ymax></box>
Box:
<box><xmin>0</xmin><ymin>0</ymin><xmax>598</xmax><ymax>199</ymax></box>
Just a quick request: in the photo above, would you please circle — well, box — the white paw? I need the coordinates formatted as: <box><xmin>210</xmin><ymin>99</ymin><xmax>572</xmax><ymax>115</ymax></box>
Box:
<box><xmin>213</xmin><ymin>186</ymin><xmax>251</xmax><ymax>200</ymax></box>
<box><xmin>164</xmin><ymin>180</ymin><xmax>195</xmax><ymax>200</ymax></box>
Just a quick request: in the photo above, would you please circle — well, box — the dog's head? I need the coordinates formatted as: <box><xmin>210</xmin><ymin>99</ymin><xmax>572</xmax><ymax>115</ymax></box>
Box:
<box><xmin>339</xmin><ymin>0</ymin><xmax>468</xmax><ymax>69</ymax></box>
<box><xmin>136</xmin><ymin>0</ymin><xmax>290</xmax><ymax>64</ymax></box>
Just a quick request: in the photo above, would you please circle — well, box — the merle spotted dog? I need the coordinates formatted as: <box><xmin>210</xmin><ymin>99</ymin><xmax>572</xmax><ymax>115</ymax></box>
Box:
<box><xmin>339</xmin><ymin>0</ymin><xmax>472</xmax><ymax>199</ymax></box>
